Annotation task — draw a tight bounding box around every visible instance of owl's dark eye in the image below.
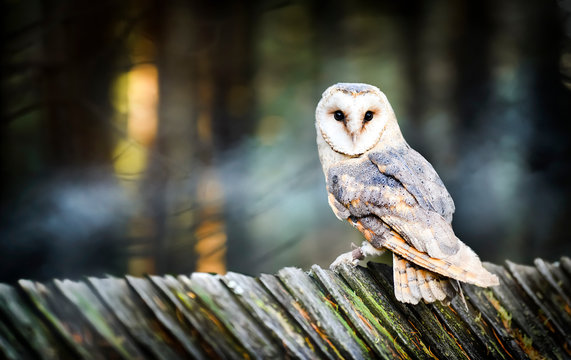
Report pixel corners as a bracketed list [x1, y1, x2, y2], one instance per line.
[364, 111, 374, 122]
[333, 110, 345, 121]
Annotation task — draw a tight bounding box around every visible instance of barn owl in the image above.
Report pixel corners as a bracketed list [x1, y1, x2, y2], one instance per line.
[316, 83, 499, 304]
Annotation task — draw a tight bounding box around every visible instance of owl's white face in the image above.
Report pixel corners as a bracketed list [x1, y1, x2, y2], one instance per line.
[316, 83, 393, 157]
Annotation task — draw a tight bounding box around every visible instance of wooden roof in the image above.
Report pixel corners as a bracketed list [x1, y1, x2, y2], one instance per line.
[1, 258, 570, 359]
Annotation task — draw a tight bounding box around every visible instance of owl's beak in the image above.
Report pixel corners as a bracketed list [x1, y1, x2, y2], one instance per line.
[351, 132, 359, 144]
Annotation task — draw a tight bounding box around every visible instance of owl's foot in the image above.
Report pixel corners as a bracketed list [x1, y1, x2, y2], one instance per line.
[330, 250, 361, 270]
[358, 241, 386, 258]
[329, 241, 386, 270]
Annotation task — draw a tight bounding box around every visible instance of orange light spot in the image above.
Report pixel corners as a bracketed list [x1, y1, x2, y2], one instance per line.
[127, 64, 159, 146]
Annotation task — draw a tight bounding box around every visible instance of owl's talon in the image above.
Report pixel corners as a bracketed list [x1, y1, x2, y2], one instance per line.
[330, 241, 386, 270]
[359, 241, 386, 257]
[352, 247, 364, 261]
[329, 251, 360, 270]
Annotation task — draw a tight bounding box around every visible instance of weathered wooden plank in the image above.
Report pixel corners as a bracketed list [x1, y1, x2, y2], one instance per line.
[506, 260, 571, 348]
[310, 265, 410, 359]
[534, 258, 571, 306]
[183, 273, 282, 359]
[561, 257, 571, 281]
[546, 260, 571, 299]
[126, 276, 208, 359]
[461, 282, 531, 359]
[55, 279, 145, 360]
[484, 262, 565, 359]
[149, 275, 247, 359]
[443, 294, 512, 359]
[88, 276, 185, 360]
[222, 271, 323, 359]
[336, 263, 435, 360]
[258, 273, 340, 360]
[368, 262, 475, 360]
[463, 263, 551, 359]
[0, 317, 35, 360]
[429, 298, 496, 359]
[276, 267, 371, 359]
[18, 280, 109, 359]
[0, 283, 69, 359]
[1, 257, 570, 359]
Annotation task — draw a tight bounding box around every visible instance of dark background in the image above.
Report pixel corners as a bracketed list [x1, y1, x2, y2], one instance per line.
[1, 0, 570, 283]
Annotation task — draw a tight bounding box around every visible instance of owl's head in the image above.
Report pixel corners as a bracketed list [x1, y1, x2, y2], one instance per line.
[315, 83, 396, 157]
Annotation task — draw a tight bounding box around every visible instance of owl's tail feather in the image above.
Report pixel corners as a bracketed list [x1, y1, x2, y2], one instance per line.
[393, 254, 455, 304]
[382, 231, 499, 288]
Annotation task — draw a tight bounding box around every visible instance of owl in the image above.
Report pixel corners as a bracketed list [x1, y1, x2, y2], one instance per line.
[316, 83, 499, 304]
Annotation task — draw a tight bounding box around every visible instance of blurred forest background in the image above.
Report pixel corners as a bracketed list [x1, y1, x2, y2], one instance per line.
[1, 0, 571, 283]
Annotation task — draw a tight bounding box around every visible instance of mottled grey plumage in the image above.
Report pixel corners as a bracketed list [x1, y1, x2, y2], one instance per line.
[327, 147, 459, 259]
[316, 82, 499, 305]
[368, 145, 455, 223]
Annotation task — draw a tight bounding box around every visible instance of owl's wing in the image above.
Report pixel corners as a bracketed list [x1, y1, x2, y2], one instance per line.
[327, 158, 498, 287]
[368, 145, 455, 223]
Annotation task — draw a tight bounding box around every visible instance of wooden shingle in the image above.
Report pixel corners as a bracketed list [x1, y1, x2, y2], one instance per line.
[1, 258, 570, 359]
